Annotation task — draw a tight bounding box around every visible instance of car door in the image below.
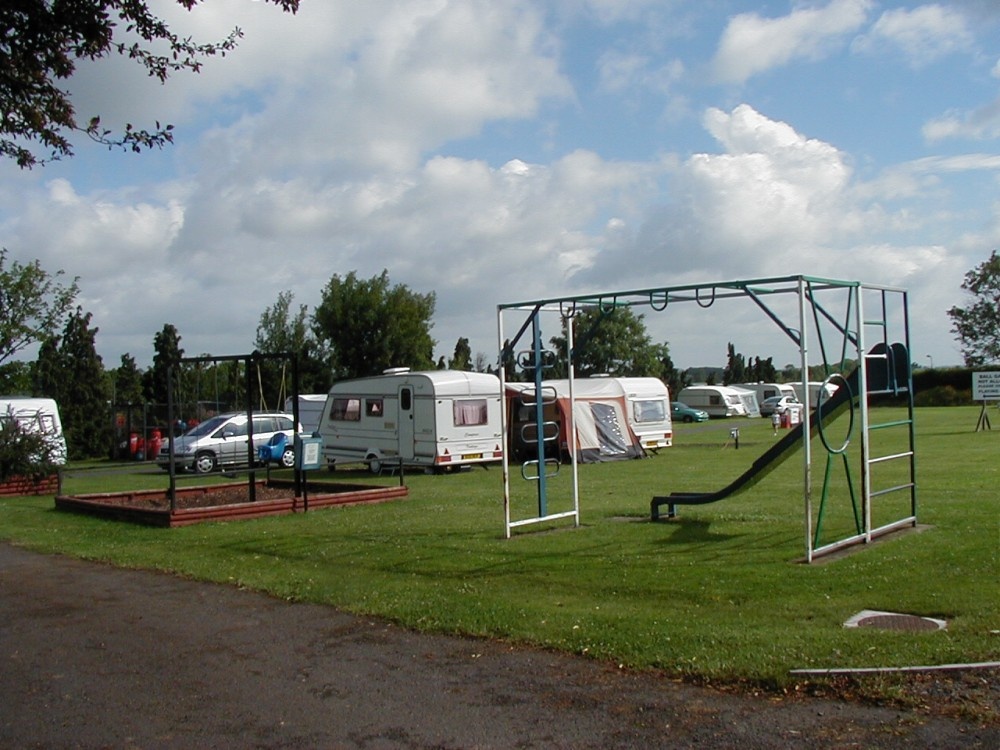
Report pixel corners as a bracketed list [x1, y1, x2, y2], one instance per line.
[251, 417, 277, 463]
[217, 417, 248, 467]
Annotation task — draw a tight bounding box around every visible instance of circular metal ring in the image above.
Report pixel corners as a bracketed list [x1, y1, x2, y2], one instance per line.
[816, 372, 854, 455]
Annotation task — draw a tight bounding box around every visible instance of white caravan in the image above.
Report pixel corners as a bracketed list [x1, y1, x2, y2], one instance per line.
[791, 381, 840, 408]
[0, 397, 68, 464]
[615, 377, 673, 451]
[317, 369, 503, 473]
[676, 385, 749, 418]
[284, 394, 328, 435]
[737, 382, 796, 403]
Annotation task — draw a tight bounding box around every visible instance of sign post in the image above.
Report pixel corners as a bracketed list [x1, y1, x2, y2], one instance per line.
[972, 372, 999, 431]
[295, 435, 325, 511]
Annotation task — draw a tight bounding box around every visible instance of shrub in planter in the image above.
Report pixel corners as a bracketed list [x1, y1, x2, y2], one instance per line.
[0, 413, 60, 492]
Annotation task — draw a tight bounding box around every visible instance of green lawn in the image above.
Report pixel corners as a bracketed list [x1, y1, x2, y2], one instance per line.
[2, 405, 997, 685]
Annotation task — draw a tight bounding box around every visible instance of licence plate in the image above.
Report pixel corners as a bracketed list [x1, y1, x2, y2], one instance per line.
[462, 453, 483, 460]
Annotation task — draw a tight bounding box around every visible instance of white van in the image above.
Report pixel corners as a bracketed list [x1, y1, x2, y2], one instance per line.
[0, 397, 67, 464]
[676, 385, 749, 418]
[156, 411, 299, 474]
[318, 369, 504, 473]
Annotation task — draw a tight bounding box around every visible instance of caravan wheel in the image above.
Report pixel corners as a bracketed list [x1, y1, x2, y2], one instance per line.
[367, 456, 382, 475]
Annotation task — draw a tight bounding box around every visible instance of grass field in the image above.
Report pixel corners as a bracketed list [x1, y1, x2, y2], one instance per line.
[1, 405, 997, 686]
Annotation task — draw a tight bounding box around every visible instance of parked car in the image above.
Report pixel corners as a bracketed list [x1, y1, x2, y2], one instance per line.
[156, 412, 299, 474]
[670, 401, 709, 423]
[759, 395, 800, 417]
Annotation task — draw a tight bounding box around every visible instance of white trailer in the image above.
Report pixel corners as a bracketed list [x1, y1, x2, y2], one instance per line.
[737, 382, 796, 403]
[791, 381, 839, 408]
[317, 369, 504, 473]
[615, 377, 673, 450]
[284, 394, 328, 435]
[0, 397, 68, 464]
[676, 385, 749, 418]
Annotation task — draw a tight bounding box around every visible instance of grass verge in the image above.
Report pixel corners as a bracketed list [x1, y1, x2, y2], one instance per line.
[1, 406, 997, 688]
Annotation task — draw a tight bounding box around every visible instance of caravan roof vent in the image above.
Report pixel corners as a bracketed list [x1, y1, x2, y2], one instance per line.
[382, 367, 411, 376]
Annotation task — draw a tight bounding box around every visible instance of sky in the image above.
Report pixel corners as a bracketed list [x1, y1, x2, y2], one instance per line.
[3, 0, 1000, 377]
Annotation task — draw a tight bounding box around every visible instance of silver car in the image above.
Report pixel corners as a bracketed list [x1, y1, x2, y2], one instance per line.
[156, 412, 299, 474]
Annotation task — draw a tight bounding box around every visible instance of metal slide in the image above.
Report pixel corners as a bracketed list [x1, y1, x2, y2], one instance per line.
[650, 366, 860, 521]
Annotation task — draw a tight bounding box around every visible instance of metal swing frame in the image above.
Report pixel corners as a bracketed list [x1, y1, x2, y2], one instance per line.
[497, 275, 917, 561]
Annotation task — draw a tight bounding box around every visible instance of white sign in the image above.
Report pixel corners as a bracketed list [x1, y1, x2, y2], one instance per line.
[972, 371, 1000, 401]
[303, 440, 321, 465]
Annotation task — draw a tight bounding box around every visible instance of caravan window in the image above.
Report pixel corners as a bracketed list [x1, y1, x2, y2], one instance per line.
[453, 398, 488, 427]
[330, 398, 361, 421]
[709, 395, 722, 406]
[365, 399, 383, 417]
[633, 399, 666, 423]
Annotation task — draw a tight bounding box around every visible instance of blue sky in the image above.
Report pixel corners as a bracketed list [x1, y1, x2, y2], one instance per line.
[3, 0, 999, 374]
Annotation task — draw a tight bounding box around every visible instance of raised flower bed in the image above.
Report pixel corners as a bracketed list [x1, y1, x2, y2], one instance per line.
[55, 479, 408, 527]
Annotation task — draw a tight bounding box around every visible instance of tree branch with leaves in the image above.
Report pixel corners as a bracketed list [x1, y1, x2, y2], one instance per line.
[0, 248, 79, 367]
[1, 0, 299, 168]
[947, 250, 1000, 366]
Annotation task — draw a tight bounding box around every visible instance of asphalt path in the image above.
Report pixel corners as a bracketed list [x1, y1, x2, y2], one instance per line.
[2, 543, 997, 749]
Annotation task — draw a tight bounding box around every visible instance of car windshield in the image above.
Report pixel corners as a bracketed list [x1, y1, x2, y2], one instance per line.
[184, 415, 230, 437]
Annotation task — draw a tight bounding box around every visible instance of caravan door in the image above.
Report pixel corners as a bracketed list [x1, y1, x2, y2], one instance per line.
[397, 385, 415, 462]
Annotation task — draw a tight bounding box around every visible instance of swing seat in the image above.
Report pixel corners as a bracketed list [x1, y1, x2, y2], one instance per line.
[257, 432, 289, 465]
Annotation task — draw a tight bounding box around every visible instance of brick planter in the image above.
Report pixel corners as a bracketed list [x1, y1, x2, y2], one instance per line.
[0, 474, 60, 497]
[54, 479, 408, 527]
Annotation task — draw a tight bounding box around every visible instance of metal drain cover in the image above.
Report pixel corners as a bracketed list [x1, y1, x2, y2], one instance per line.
[844, 610, 947, 631]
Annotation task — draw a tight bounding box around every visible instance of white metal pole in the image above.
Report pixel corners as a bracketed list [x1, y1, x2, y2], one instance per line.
[856, 288, 872, 543]
[567, 312, 581, 527]
[497, 307, 511, 538]
[798, 278, 813, 563]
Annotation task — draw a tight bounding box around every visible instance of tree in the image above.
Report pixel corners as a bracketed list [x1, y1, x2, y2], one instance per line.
[948, 251, 1000, 366]
[312, 270, 436, 380]
[448, 337, 472, 371]
[722, 343, 746, 385]
[1, 1, 299, 168]
[255, 290, 329, 398]
[34, 308, 108, 459]
[659, 349, 688, 402]
[113, 354, 145, 406]
[0, 248, 79, 366]
[0, 361, 32, 394]
[144, 324, 184, 406]
[548, 307, 669, 379]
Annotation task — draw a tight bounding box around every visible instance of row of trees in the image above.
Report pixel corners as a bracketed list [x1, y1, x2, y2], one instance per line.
[4, 246, 1000, 459]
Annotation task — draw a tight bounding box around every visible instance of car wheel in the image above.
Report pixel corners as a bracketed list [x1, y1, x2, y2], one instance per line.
[280, 447, 295, 468]
[683, 414, 694, 423]
[194, 452, 217, 474]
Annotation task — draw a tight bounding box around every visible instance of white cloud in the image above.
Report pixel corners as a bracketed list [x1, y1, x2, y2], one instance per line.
[711, 0, 871, 84]
[852, 4, 974, 67]
[3, 1, 992, 372]
[68, 0, 573, 175]
[923, 97, 1000, 142]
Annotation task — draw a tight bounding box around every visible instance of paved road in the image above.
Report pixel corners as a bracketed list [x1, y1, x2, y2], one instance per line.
[1, 543, 996, 749]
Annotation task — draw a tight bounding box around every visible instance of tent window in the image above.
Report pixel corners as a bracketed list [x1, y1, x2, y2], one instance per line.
[633, 399, 666, 423]
[454, 398, 488, 426]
